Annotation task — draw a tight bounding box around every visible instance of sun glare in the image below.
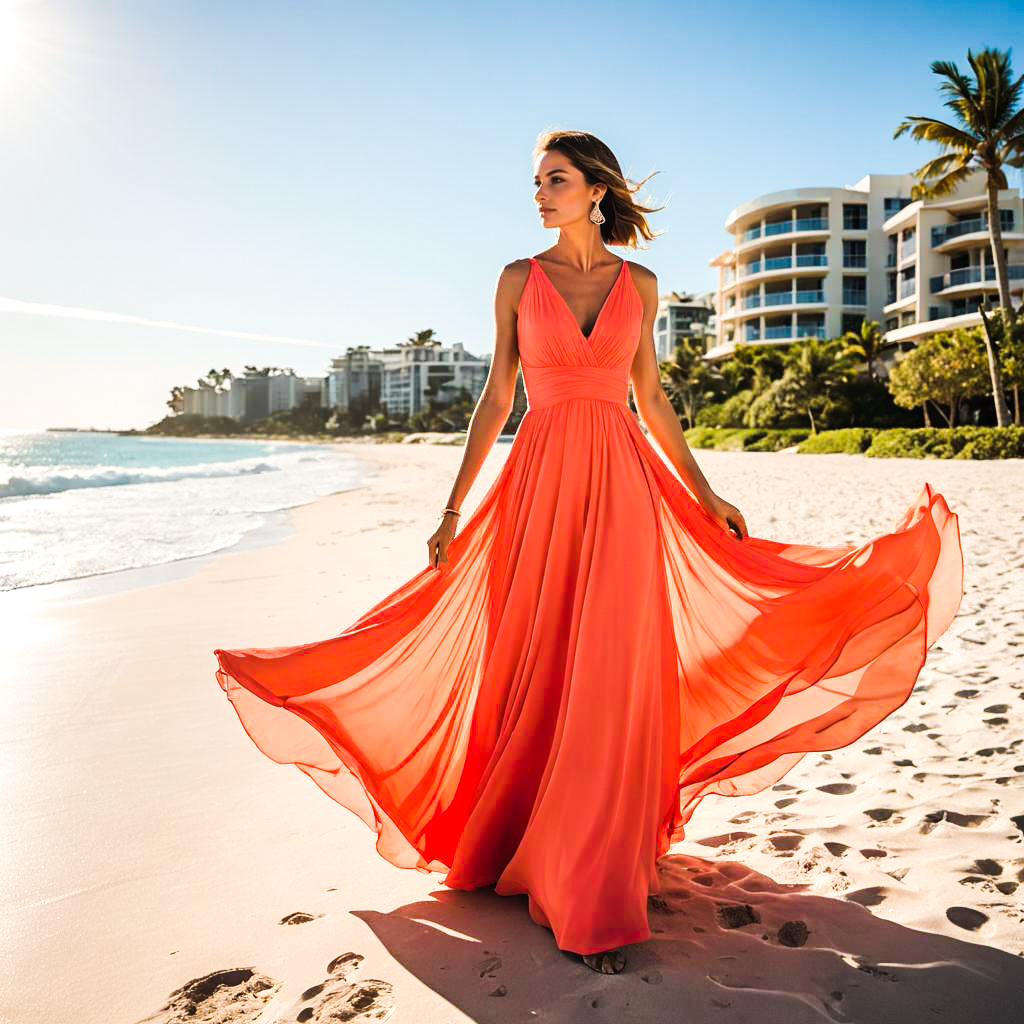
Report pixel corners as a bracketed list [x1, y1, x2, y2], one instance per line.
[0, 0, 74, 102]
[0, 0, 36, 93]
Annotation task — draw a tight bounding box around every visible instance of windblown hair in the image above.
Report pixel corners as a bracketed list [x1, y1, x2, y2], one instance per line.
[534, 130, 664, 248]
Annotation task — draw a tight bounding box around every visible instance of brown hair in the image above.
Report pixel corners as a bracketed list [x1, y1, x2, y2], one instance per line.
[533, 130, 664, 248]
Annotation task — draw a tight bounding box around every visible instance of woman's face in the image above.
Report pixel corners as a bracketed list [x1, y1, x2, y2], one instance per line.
[533, 150, 604, 229]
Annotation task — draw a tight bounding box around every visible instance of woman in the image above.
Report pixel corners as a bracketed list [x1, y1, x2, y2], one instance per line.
[214, 130, 963, 976]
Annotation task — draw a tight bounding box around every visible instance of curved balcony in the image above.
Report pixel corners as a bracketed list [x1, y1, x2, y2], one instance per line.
[730, 253, 828, 290]
[930, 263, 1024, 295]
[736, 217, 830, 255]
[931, 213, 1016, 250]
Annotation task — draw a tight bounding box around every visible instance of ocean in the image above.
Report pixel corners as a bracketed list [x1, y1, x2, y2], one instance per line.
[0, 429, 368, 591]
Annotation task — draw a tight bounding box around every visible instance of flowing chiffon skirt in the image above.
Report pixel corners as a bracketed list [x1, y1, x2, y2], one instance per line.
[213, 257, 964, 955]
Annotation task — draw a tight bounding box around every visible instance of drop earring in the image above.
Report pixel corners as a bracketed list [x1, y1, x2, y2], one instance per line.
[589, 199, 606, 225]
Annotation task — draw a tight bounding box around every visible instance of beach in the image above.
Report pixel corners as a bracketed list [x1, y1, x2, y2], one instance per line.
[2, 439, 1021, 1024]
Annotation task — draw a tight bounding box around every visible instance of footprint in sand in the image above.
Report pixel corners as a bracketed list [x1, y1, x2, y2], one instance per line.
[285, 952, 395, 1023]
[817, 783, 857, 795]
[477, 954, 502, 979]
[969, 858, 1003, 876]
[922, 809, 990, 830]
[946, 906, 989, 931]
[279, 911, 322, 925]
[767, 833, 804, 852]
[148, 968, 281, 1023]
[864, 807, 899, 823]
[845, 886, 887, 907]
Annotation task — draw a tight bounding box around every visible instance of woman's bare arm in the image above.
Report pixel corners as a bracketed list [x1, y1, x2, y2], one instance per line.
[626, 263, 748, 539]
[440, 259, 527, 513]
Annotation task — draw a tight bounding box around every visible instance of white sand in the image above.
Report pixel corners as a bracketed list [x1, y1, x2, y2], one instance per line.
[2, 439, 1021, 1024]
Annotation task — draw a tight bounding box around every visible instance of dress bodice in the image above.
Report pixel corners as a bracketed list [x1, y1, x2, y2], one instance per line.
[516, 257, 643, 411]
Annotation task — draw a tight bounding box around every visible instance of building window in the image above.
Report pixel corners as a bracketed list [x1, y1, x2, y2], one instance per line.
[841, 312, 865, 336]
[842, 274, 867, 305]
[843, 239, 867, 268]
[843, 203, 868, 230]
[884, 197, 912, 220]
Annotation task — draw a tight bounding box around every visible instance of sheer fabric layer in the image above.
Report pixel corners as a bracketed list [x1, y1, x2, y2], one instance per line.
[214, 256, 964, 955]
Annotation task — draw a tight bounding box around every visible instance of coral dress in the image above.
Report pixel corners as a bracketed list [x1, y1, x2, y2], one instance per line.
[213, 256, 964, 956]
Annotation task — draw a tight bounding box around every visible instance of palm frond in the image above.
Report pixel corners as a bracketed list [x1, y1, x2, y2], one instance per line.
[969, 47, 1013, 131]
[932, 59, 985, 127]
[910, 162, 977, 199]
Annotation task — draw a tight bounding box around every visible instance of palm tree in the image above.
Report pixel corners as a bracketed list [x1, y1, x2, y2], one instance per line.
[782, 336, 863, 434]
[893, 46, 1024, 426]
[840, 318, 889, 379]
[167, 384, 184, 414]
[407, 329, 439, 347]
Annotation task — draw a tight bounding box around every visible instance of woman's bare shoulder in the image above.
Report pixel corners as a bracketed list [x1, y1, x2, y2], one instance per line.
[494, 259, 533, 311]
[623, 259, 657, 307]
[500, 257, 532, 280]
[622, 258, 655, 284]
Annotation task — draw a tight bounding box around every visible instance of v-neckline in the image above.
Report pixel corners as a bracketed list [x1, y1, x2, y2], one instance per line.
[530, 257, 627, 343]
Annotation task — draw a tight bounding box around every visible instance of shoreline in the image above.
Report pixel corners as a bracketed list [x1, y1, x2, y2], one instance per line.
[0, 443, 385, 608]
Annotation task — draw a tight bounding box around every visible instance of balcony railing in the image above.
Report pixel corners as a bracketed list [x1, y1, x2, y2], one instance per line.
[796, 325, 827, 338]
[842, 290, 867, 305]
[765, 292, 792, 306]
[796, 290, 825, 303]
[743, 261, 761, 275]
[742, 295, 762, 309]
[932, 263, 1024, 290]
[885, 253, 897, 267]
[764, 217, 828, 236]
[931, 212, 1015, 247]
[764, 256, 792, 270]
[843, 254, 867, 268]
[796, 253, 827, 266]
[764, 325, 793, 339]
[899, 277, 916, 299]
[742, 225, 762, 241]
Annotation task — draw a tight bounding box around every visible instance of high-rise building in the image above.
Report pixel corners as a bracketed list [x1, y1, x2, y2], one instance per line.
[707, 169, 1022, 369]
[881, 169, 1024, 347]
[377, 340, 490, 418]
[654, 291, 716, 361]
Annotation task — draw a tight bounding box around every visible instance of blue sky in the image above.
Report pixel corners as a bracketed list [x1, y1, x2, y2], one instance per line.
[1, 0, 1021, 429]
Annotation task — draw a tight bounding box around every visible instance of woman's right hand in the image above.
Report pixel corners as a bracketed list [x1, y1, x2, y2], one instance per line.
[427, 512, 459, 569]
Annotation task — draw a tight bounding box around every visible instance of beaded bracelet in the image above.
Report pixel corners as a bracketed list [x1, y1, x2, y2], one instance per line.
[441, 507, 461, 517]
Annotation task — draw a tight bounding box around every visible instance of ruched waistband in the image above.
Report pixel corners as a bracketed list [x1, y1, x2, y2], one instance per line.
[524, 365, 629, 410]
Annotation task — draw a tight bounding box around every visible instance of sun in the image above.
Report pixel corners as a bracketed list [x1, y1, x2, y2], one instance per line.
[0, 0, 43, 95]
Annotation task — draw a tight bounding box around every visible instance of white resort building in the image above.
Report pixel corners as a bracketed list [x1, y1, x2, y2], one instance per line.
[708, 169, 1023, 370]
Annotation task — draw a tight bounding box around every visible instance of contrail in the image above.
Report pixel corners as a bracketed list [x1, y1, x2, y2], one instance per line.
[0, 296, 338, 349]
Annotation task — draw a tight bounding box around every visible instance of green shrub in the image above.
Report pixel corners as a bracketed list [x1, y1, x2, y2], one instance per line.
[798, 427, 877, 454]
[687, 424, 1023, 458]
[744, 428, 811, 451]
[684, 427, 810, 451]
[862, 426, 1024, 458]
[695, 390, 754, 428]
[953, 425, 1024, 459]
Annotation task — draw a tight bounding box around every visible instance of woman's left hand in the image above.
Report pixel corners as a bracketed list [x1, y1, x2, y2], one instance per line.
[705, 494, 748, 540]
